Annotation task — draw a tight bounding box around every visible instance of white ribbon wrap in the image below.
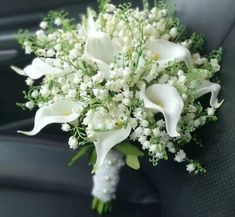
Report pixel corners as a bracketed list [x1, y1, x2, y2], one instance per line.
[92, 150, 124, 202]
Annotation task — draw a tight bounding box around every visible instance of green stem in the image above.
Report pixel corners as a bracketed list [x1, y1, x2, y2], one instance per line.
[98, 0, 109, 13]
[91, 197, 112, 214]
[142, 0, 149, 11]
[154, 0, 158, 7]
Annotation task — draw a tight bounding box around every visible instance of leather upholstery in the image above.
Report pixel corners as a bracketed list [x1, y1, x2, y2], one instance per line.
[0, 0, 234, 216]
[0, 135, 160, 217]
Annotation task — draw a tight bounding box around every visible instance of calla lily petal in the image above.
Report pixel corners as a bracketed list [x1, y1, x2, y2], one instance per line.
[87, 14, 97, 34]
[142, 84, 184, 137]
[94, 126, 131, 169]
[84, 31, 120, 66]
[148, 39, 193, 69]
[195, 80, 223, 108]
[18, 99, 79, 136]
[24, 58, 63, 80]
[83, 15, 121, 78]
[97, 61, 111, 78]
[11, 65, 27, 76]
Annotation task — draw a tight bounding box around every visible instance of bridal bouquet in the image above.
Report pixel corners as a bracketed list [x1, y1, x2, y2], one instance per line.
[12, 0, 223, 214]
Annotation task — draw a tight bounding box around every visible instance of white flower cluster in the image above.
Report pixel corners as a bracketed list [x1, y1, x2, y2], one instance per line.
[14, 2, 222, 189]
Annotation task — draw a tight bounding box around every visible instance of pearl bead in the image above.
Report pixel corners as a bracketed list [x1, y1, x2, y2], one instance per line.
[105, 176, 111, 181]
[108, 160, 113, 165]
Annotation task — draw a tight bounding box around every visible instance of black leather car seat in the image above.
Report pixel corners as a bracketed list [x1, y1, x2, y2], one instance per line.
[0, 0, 234, 216]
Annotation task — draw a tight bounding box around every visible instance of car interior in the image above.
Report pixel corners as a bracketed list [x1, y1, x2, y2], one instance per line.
[0, 0, 234, 216]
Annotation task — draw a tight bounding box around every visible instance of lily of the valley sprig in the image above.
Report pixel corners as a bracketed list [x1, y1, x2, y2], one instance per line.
[13, 0, 223, 214]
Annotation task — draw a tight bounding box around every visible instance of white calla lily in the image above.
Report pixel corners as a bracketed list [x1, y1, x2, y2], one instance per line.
[12, 58, 63, 80]
[148, 39, 193, 69]
[25, 58, 63, 79]
[18, 99, 79, 136]
[141, 84, 184, 137]
[85, 31, 117, 64]
[94, 126, 131, 169]
[195, 80, 223, 108]
[84, 28, 121, 77]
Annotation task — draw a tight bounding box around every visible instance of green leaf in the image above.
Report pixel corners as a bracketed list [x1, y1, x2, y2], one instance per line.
[114, 142, 144, 157]
[68, 146, 90, 167]
[126, 155, 140, 170]
[88, 149, 97, 166]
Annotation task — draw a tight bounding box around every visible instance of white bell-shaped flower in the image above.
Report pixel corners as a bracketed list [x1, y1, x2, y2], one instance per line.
[141, 84, 184, 137]
[195, 80, 223, 108]
[94, 126, 131, 169]
[148, 39, 193, 69]
[11, 58, 63, 80]
[18, 99, 79, 136]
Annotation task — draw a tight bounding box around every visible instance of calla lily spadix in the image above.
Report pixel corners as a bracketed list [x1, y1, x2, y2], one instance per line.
[141, 84, 184, 137]
[18, 99, 80, 136]
[148, 39, 193, 70]
[195, 80, 223, 108]
[11, 58, 63, 80]
[94, 126, 131, 170]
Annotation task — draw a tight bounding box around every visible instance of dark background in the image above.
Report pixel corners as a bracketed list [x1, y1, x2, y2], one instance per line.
[0, 0, 234, 217]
